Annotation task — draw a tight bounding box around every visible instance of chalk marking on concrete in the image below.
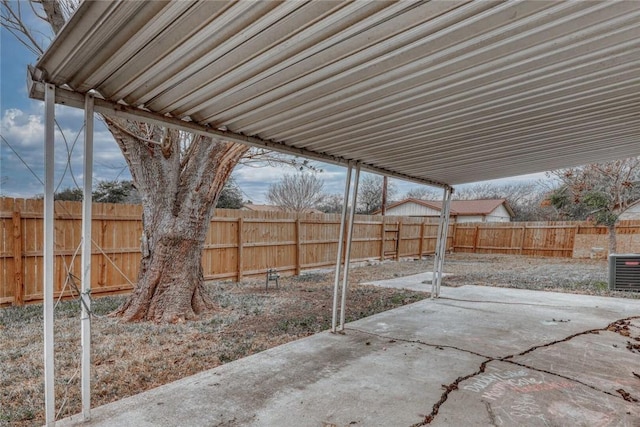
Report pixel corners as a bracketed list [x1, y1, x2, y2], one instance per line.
[507, 394, 547, 423]
[501, 360, 622, 400]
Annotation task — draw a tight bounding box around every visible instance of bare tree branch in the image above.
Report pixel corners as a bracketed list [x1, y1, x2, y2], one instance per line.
[267, 173, 325, 212]
[1, 0, 44, 54]
[358, 174, 397, 214]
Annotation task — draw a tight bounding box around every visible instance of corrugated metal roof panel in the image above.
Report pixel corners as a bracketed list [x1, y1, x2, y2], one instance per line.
[34, 0, 640, 187]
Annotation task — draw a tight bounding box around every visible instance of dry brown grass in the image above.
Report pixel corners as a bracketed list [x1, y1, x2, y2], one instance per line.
[3, 254, 634, 426]
[0, 259, 430, 426]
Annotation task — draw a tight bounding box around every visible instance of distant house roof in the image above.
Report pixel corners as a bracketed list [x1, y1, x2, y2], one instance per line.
[378, 198, 515, 218]
[242, 204, 323, 214]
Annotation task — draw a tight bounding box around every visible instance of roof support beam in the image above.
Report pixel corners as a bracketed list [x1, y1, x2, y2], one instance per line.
[27, 74, 448, 190]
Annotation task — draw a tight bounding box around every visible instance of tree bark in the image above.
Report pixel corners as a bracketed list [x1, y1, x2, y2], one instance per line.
[608, 224, 617, 255]
[106, 119, 249, 322]
[40, 0, 66, 33]
[116, 231, 211, 322]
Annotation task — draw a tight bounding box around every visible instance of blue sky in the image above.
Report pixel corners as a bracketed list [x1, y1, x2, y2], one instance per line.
[1, 6, 139, 198]
[0, 3, 544, 203]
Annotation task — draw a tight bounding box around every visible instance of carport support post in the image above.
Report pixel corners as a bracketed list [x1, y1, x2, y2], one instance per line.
[43, 84, 56, 426]
[332, 163, 353, 332]
[339, 163, 361, 331]
[432, 186, 452, 299]
[81, 94, 94, 420]
[436, 188, 453, 296]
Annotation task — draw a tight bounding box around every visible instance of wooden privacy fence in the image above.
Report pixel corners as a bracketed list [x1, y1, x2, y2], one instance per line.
[2, 198, 639, 307]
[452, 220, 640, 258]
[1, 198, 142, 307]
[0, 198, 448, 306]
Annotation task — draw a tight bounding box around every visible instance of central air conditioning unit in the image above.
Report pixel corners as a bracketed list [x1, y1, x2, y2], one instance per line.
[609, 254, 640, 291]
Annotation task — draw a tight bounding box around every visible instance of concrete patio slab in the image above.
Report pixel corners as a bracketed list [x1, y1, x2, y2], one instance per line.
[249, 341, 482, 426]
[350, 285, 639, 358]
[362, 272, 443, 292]
[59, 285, 640, 427]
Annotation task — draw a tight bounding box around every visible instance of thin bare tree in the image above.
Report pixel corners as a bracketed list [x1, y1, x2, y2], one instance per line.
[357, 174, 397, 214]
[267, 173, 325, 213]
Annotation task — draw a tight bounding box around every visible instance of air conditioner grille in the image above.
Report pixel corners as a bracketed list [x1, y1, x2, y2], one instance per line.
[609, 254, 640, 291]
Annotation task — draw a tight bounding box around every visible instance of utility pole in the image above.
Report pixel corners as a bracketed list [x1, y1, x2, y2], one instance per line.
[381, 175, 388, 215]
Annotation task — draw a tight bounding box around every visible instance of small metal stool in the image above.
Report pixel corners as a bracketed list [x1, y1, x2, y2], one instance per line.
[265, 268, 279, 290]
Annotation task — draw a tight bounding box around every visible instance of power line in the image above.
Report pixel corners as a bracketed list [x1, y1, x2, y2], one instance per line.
[1, 134, 44, 185]
[54, 119, 83, 193]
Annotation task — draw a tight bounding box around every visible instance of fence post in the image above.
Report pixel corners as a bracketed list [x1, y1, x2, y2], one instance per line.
[295, 219, 301, 275]
[342, 218, 349, 263]
[13, 206, 24, 306]
[519, 226, 526, 255]
[380, 216, 386, 260]
[472, 225, 480, 253]
[395, 220, 402, 261]
[451, 222, 457, 253]
[237, 217, 243, 281]
[418, 221, 425, 260]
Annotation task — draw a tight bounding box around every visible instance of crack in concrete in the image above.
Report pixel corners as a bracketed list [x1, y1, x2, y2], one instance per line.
[483, 401, 498, 427]
[409, 360, 493, 427]
[344, 327, 492, 360]
[499, 359, 621, 399]
[503, 329, 603, 359]
[504, 315, 640, 359]
[345, 315, 640, 426]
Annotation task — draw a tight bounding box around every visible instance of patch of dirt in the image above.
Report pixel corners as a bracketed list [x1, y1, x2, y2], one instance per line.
[1, 253, 636, 426]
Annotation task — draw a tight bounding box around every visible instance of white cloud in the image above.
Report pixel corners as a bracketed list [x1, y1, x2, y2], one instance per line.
[0, 107, 128, 197]
[1, 108, 44, 148]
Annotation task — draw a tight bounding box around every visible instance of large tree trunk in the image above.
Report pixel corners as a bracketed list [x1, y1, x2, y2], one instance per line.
[106, 118, 248, 322]
[35, 1, 252, 322]
[115, 213, 213, 323]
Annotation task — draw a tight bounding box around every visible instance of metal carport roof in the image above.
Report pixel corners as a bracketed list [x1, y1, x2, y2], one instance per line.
[30, 0, 640, 188]
[27, 1, 640, 425]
